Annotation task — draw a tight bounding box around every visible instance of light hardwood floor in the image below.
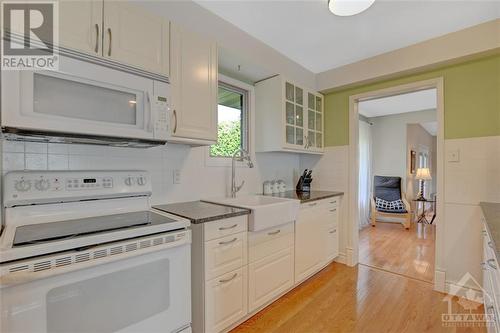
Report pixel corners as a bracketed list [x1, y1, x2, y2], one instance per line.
[231, 263, 485, 333]
[359, 221, 435, 282]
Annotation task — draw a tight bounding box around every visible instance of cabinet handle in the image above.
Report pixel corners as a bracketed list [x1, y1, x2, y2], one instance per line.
[487, 259, 497, 270]
[94, 24, 99, 53]
[309, 202, 317, 207]
[329, 201, 337, 204]
[268, 229, 281, 236]
[173, 109, 178, 133]
[107, 28, 112, 56]
[219, 237, 237, 245]
[329, 229, 336, 234]
[219, 224, 237, 231]
[219, 273, 238, 284]
[329, 209, 337, 212]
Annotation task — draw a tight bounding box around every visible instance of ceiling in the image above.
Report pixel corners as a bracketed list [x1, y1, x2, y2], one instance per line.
[197, 0, 500, 73]
[358, 88, 436, 118]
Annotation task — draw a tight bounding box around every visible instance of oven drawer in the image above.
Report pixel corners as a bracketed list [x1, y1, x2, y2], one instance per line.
[204, 231, 247, 281]
[204, 215, 247, 241]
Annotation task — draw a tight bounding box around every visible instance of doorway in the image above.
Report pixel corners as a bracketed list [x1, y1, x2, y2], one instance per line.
[347, 78, 445, 291]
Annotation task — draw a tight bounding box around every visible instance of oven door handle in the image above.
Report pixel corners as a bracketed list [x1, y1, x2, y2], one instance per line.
[0, 230, 190, 287]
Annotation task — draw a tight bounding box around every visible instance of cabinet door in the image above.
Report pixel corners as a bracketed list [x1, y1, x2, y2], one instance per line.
[59, 0, 103, 56]
[295, 204, 325, 283]
[170, 24, 218, 143]
[325, 227, 339, 262]
[284, 82, 305, 149]
[205, 267, 248, 333]
[248, 247, 294, 312]
[306, 92, 324, 151]
[103, 1, 169, 75]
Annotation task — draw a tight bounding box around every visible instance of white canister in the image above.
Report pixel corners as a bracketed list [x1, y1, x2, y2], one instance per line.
[277, 180, 286, 193]
[271, 180, 280, 194]
[263, 181, 273, 195]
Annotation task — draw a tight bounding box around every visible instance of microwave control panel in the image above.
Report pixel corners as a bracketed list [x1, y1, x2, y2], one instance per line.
[153, 81, 170, 139]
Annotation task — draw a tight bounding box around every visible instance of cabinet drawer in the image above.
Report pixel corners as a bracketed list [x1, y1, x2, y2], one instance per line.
[205, 232, 247, 281]
[301, 197, 339, 210]
[204, 215, 247, 241]
[248, 222, 294, 263]
[248, 247, 294, 312]
[205, 267, 248, 333]
[325, 226, 339, 262]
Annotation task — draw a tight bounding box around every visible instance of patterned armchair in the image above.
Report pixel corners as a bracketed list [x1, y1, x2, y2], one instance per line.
[370, 176, 411, 230]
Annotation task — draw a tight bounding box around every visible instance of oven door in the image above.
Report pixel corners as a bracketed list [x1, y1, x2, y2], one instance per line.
[1, 55, 163, 142]
[0, 231, 191, 333]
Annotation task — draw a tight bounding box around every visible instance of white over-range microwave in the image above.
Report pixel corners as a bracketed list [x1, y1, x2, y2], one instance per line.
[1, 55, 170, 147]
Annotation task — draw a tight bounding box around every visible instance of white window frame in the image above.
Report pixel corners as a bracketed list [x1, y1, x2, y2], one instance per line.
[205, 74, 255, 168]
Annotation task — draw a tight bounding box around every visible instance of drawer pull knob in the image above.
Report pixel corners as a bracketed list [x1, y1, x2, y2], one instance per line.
[329, 201, 337, 204]
[268, 229, 281, 236]
[487, 259, 497, 270]
[219, 224, 237, 231]
[488, 241, 495, 249]
[330, 209, 337, 212]
[309, 203, 317, 207]
[219, 273, 238, 283]
[219, 237, 237, 245]
[329, 229, 336, 234]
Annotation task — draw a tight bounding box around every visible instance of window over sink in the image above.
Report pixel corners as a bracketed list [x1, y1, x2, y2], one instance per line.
[210, 81, 249, 158]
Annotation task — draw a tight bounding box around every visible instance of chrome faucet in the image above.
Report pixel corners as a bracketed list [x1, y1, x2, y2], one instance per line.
[231, 148, 254, 198]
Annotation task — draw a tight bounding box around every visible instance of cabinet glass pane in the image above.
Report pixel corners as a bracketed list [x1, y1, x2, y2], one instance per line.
[286, 126, 295, 144]
[286, 102, 294, 125]
[308, 110, 315, 130]
[315, 112, 322, 131]
[295, 105, 303, 127]
[316, 133, 322, 148]
[295, 87, 303, 105]
[308, 130, 315, 146]
[285, 82, 294, 102]
[34, 73, 140, 125]
[296, 128, 303, 146]
[308, 93, 315, 110]
[316, 96, 322, 111]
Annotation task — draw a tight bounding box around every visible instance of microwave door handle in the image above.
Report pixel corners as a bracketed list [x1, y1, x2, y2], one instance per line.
[146, 91, 153, 132]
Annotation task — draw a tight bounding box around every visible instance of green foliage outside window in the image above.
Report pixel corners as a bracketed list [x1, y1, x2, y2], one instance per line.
[210, 120, 241, 157]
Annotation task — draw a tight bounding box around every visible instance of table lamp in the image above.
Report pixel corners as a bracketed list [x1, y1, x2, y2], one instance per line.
[415, 167, 432, 200]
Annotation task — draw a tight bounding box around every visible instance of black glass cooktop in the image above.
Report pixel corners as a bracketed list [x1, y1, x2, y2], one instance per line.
[13, 211, 177, 246]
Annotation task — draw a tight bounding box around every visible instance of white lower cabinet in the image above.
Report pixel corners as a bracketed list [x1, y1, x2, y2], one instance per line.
[205, 267, 248, 333]
[295, 198, 340, 284]
[482, 212, 500, 333]
[248, 223, 294, 312]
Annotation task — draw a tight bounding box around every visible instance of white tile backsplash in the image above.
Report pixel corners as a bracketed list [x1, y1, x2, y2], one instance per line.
[3, 141, 25, 153]
[25, 142, 48, 154]
[48, 154, 69, 170]
[25, 153, 48, 170]
[3, 152, 25, 171]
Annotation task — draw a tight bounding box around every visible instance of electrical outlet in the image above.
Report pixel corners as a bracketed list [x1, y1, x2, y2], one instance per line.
[447, 150, 460, 162]
[173, 169, 181, 184]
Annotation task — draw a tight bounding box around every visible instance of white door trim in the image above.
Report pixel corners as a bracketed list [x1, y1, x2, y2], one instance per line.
[347, 77, 445, 292]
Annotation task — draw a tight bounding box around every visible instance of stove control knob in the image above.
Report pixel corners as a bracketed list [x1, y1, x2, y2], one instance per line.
[35, 179, 50, 191]
[14, 180, 32, 192]
[124, 177, 135, 186]
[137, 176, 147, 186]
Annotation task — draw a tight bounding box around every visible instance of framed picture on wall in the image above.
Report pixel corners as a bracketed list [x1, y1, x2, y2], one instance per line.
[410, 150, 416, 174]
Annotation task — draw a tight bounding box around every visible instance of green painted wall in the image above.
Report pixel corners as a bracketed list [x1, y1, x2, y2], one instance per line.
[324, 55, 500, 146]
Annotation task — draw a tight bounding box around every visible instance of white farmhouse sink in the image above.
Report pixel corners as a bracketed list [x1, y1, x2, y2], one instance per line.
[205, 195, 300, 231]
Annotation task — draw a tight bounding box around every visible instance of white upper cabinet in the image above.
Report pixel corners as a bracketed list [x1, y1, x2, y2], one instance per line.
[103, 1, 169, 75]
[58, 0, 169, 76]
[59, 0, 103, 55]
[169, 23, 218, 145]
[255, 75, 324, 154]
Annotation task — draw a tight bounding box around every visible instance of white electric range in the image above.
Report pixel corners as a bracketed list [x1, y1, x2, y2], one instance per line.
[0, 170, 192, 333]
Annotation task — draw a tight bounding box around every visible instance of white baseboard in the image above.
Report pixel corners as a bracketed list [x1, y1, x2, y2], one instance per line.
[334, 252, 347, 264]
[434, 269, 446, 292]
[346, 247, 357, 267]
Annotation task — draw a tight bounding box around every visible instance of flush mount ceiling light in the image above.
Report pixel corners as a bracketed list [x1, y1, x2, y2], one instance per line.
[328, 0, 375, 16]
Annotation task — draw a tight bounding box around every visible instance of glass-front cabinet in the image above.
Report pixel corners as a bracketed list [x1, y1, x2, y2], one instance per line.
[255, 75, 324, 154]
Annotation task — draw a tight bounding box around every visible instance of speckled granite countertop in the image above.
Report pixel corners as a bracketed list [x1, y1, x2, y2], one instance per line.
[265, 190, 344, 203]
[153, 201, 250, 224]
[481, 202, 500, 260]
